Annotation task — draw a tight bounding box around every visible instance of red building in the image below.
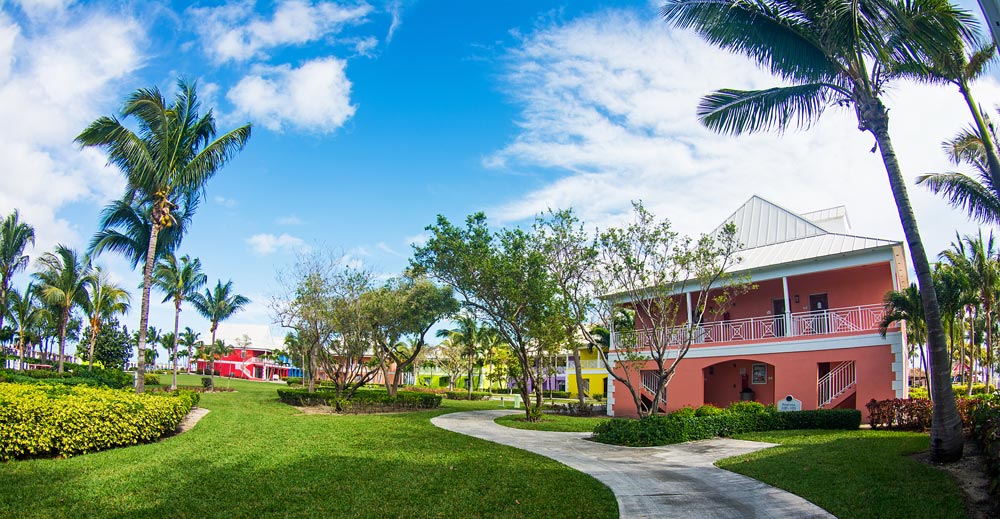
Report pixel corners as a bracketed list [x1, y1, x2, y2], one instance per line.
[608, 196, 907, 420]
[196, 347, 297, 381]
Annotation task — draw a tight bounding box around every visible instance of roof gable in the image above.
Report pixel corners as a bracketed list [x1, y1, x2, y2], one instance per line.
[714, 195, 828, 249]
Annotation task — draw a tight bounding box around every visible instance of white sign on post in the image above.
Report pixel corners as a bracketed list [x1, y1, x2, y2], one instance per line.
[777, 395, 802, 412]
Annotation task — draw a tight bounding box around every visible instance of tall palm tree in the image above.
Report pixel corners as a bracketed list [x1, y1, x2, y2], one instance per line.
[180, 326, 200, 372]
[661, 0, 971, 462]
[77, 79, 251, 393]
[7, 284, 41, 369]
[0, 210, 35, 332]
[33, 246, 91, 373]
[89, 195, 198, 269]
[81, 266, 131, 371]
[189, 279, 250, 386]
[142, 326, 162, 368]
[881, 284, 929, 389]
[942, 232, 999, 387]
[437, 314, 481, 397]
[918, 117, 1000, 224]
[934, 261, 973, 389]
[151, 253, 206, 389]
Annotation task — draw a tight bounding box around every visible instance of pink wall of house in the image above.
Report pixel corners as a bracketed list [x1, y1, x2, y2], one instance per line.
[612, 343, 896, 420]
[702, 359, 776, 407]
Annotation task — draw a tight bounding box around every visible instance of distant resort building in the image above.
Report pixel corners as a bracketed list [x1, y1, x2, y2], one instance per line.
[606, 196, 907, 420]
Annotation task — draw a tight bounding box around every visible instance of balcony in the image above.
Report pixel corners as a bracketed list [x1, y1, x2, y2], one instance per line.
[567, 359, 605, 370]
[612, 303, 889, 350]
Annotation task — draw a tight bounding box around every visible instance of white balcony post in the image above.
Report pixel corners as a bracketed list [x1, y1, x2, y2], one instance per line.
[686, 291, 693, 325]
[782, 276, 792, 336]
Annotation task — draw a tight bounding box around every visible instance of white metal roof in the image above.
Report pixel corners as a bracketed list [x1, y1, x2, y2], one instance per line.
[719, 195, 899, 273]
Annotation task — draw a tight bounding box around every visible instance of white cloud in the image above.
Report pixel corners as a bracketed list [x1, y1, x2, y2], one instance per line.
[276, 214, 303, 225]
[404, 231, 429, 247]
[386, 1, 401, 43]
[226, 57, 356, 132]
[214, 195, 237, 208]
[376, 241, 403, 257]
[246, 233, 308, 254]
[489, 9, 988, 256]
[0, 9, 143, 256]
[190, 0, 372, 63]
[354, 36, 378, 56]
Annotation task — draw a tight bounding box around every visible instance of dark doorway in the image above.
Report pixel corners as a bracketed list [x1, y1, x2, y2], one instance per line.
[809, 293, 829, 334]
[772, 299, 786, 337]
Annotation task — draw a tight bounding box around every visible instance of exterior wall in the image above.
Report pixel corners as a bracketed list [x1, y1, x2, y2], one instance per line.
[611, 342, 897, 420]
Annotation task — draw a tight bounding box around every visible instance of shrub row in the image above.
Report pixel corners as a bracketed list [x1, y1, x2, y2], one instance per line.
[276, 388, 442, 412]
[866, 398, 933, 430]
[965, 396, 1000, 498]
[0, 364, 133, 390]
[592, 406, 860, 447]
[445, 391, 491, 400]
[0, 383, 198, 461]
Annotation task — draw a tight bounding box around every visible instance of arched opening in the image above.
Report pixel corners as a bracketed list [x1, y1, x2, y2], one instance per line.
[703, 359, 776, 408]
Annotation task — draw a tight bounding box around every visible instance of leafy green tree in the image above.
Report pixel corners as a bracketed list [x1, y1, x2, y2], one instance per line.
[80, 317, 133, 370]
[77, 79, 251, 393]
[34, 246, 91, 373]
[190, 279, 250, 387]
[7, 284, 41, 369]
[151, 253, 206, 389]
[412, 213, 562, 420]
[661, 0, 971, 460]
[81, 266, 130, 372]
[0, 210, 35, 333]
[180, 327, 200, 372]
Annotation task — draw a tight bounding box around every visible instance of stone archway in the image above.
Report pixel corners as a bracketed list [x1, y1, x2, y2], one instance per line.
[702, 359, 776, 408]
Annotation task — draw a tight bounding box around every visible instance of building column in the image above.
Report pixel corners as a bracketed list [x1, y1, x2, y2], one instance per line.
[782, 276, 792, 335]
[686, 291, 693, 325]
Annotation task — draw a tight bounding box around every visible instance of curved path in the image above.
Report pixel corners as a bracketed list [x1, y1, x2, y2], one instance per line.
[432, 410, 835, 519]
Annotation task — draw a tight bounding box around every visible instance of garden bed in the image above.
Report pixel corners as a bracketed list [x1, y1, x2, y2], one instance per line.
[276, 387, 442, 413]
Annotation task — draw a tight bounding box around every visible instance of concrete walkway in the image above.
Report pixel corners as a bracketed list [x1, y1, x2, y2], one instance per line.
[432, 410, 834, 519]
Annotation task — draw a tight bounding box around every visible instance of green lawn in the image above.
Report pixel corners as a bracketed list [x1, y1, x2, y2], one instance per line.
[719, 430, 966, 519]
[0, 375, 618, 519]
[495, 413, 611, 432]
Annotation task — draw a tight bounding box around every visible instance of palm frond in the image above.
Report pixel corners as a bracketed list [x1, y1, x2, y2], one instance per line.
[917, 171, 1000, 225]
[697, 83, 834, 135]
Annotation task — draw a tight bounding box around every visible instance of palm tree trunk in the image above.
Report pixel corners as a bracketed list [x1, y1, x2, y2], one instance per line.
[572, 348, 585, 405]
[209, 326, 217, 388]
[57, 308, 68, 373]
[171, 300, 181, 390]
[135, 222, 161, 393]
[987, 308, 993, 390]
[17, 334, 24, 370]
[865, 102, 963, 462]
[969, 308, 976, 396]
[88, 324, 98, 372]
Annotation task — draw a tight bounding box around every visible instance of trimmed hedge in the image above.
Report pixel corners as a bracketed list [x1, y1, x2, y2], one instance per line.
[276, 388, 442, 412]
[0, 383, 198, 461]
[0, 364, 132, 389]
[445, 391, 491, 400]
[592, 407, 860, 447]
[284, 377, 302, 386]
[866, 398, 933, 430]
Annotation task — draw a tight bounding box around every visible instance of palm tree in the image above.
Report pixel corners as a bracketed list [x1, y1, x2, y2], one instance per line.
[89, 195, 198, 269]
[189, 279, 250, 387]
[662, 0, 971, 462]
[918, 117, 1000, 224]
[180, 327, 200, 372]
[941, 232, 999, 387]
[151, 253, 206, 389]
[142, 326, 162, 368]
[7, 284, 41, 369]
[436, 314, 481, 397]
[77, 79, 251, 393]
[81, 266, 131, 371]
[881, 284, 929, 389]
[0, 210, 35, 332]
[33, 246, 91, 373]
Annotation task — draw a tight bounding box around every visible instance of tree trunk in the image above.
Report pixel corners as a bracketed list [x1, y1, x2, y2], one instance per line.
[865, 101, 963, 462]
[467, 351, 475, 398]
[57, 308, 68, 373]
[968, 309, 976, 397]
[171, 299, 181, 390]
[88, 323, 98, 372]
[919, 342, 929, 396]
[572, 348, 585, 405]
[209, 326, 217, 389]
[135, 222, 161, 393]
[18, 334, 24, 370]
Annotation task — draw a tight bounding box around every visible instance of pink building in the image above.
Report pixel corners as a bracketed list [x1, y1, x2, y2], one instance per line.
[608, 196, 907, 420]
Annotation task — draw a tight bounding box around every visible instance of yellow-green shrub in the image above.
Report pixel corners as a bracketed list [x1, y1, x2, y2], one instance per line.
[0, 384, 198, 461]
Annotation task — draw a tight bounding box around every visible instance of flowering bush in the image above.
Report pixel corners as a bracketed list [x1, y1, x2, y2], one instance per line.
[0, 383, 197, 461]
[865, 398, 932, 430]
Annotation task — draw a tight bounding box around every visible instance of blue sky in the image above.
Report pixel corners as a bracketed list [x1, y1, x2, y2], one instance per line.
[0, 0, 995, 356]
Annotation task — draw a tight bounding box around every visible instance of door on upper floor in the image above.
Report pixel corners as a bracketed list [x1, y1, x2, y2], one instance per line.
[809, 293, 829, 334]
[772, 299, 786, 337]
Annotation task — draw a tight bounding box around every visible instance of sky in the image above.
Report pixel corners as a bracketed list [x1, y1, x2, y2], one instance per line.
[0, 0, 996, 357]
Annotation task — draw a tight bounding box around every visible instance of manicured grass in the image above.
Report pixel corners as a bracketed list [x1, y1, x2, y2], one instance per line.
[495, 413, 611, 432]
[718, 429, 965, 519]
[0, 374, 617, 519]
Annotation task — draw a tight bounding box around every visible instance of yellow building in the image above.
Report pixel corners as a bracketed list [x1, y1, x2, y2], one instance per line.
[566, 347, 608, 399]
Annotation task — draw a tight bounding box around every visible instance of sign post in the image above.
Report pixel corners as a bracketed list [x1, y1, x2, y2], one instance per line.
[777, 395, 802, 412]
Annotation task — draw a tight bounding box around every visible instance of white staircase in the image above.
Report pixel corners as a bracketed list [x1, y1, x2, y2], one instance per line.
[818, 361, 856, 408]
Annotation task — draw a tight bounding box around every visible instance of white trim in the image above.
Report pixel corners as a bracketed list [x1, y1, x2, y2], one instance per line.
[606, 363, 615, 416]
[666, 331, 903, 359]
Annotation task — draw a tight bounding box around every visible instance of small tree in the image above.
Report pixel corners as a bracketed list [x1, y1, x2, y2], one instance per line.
[434, 338, 466, 390]
[80, 317, 133, 369]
